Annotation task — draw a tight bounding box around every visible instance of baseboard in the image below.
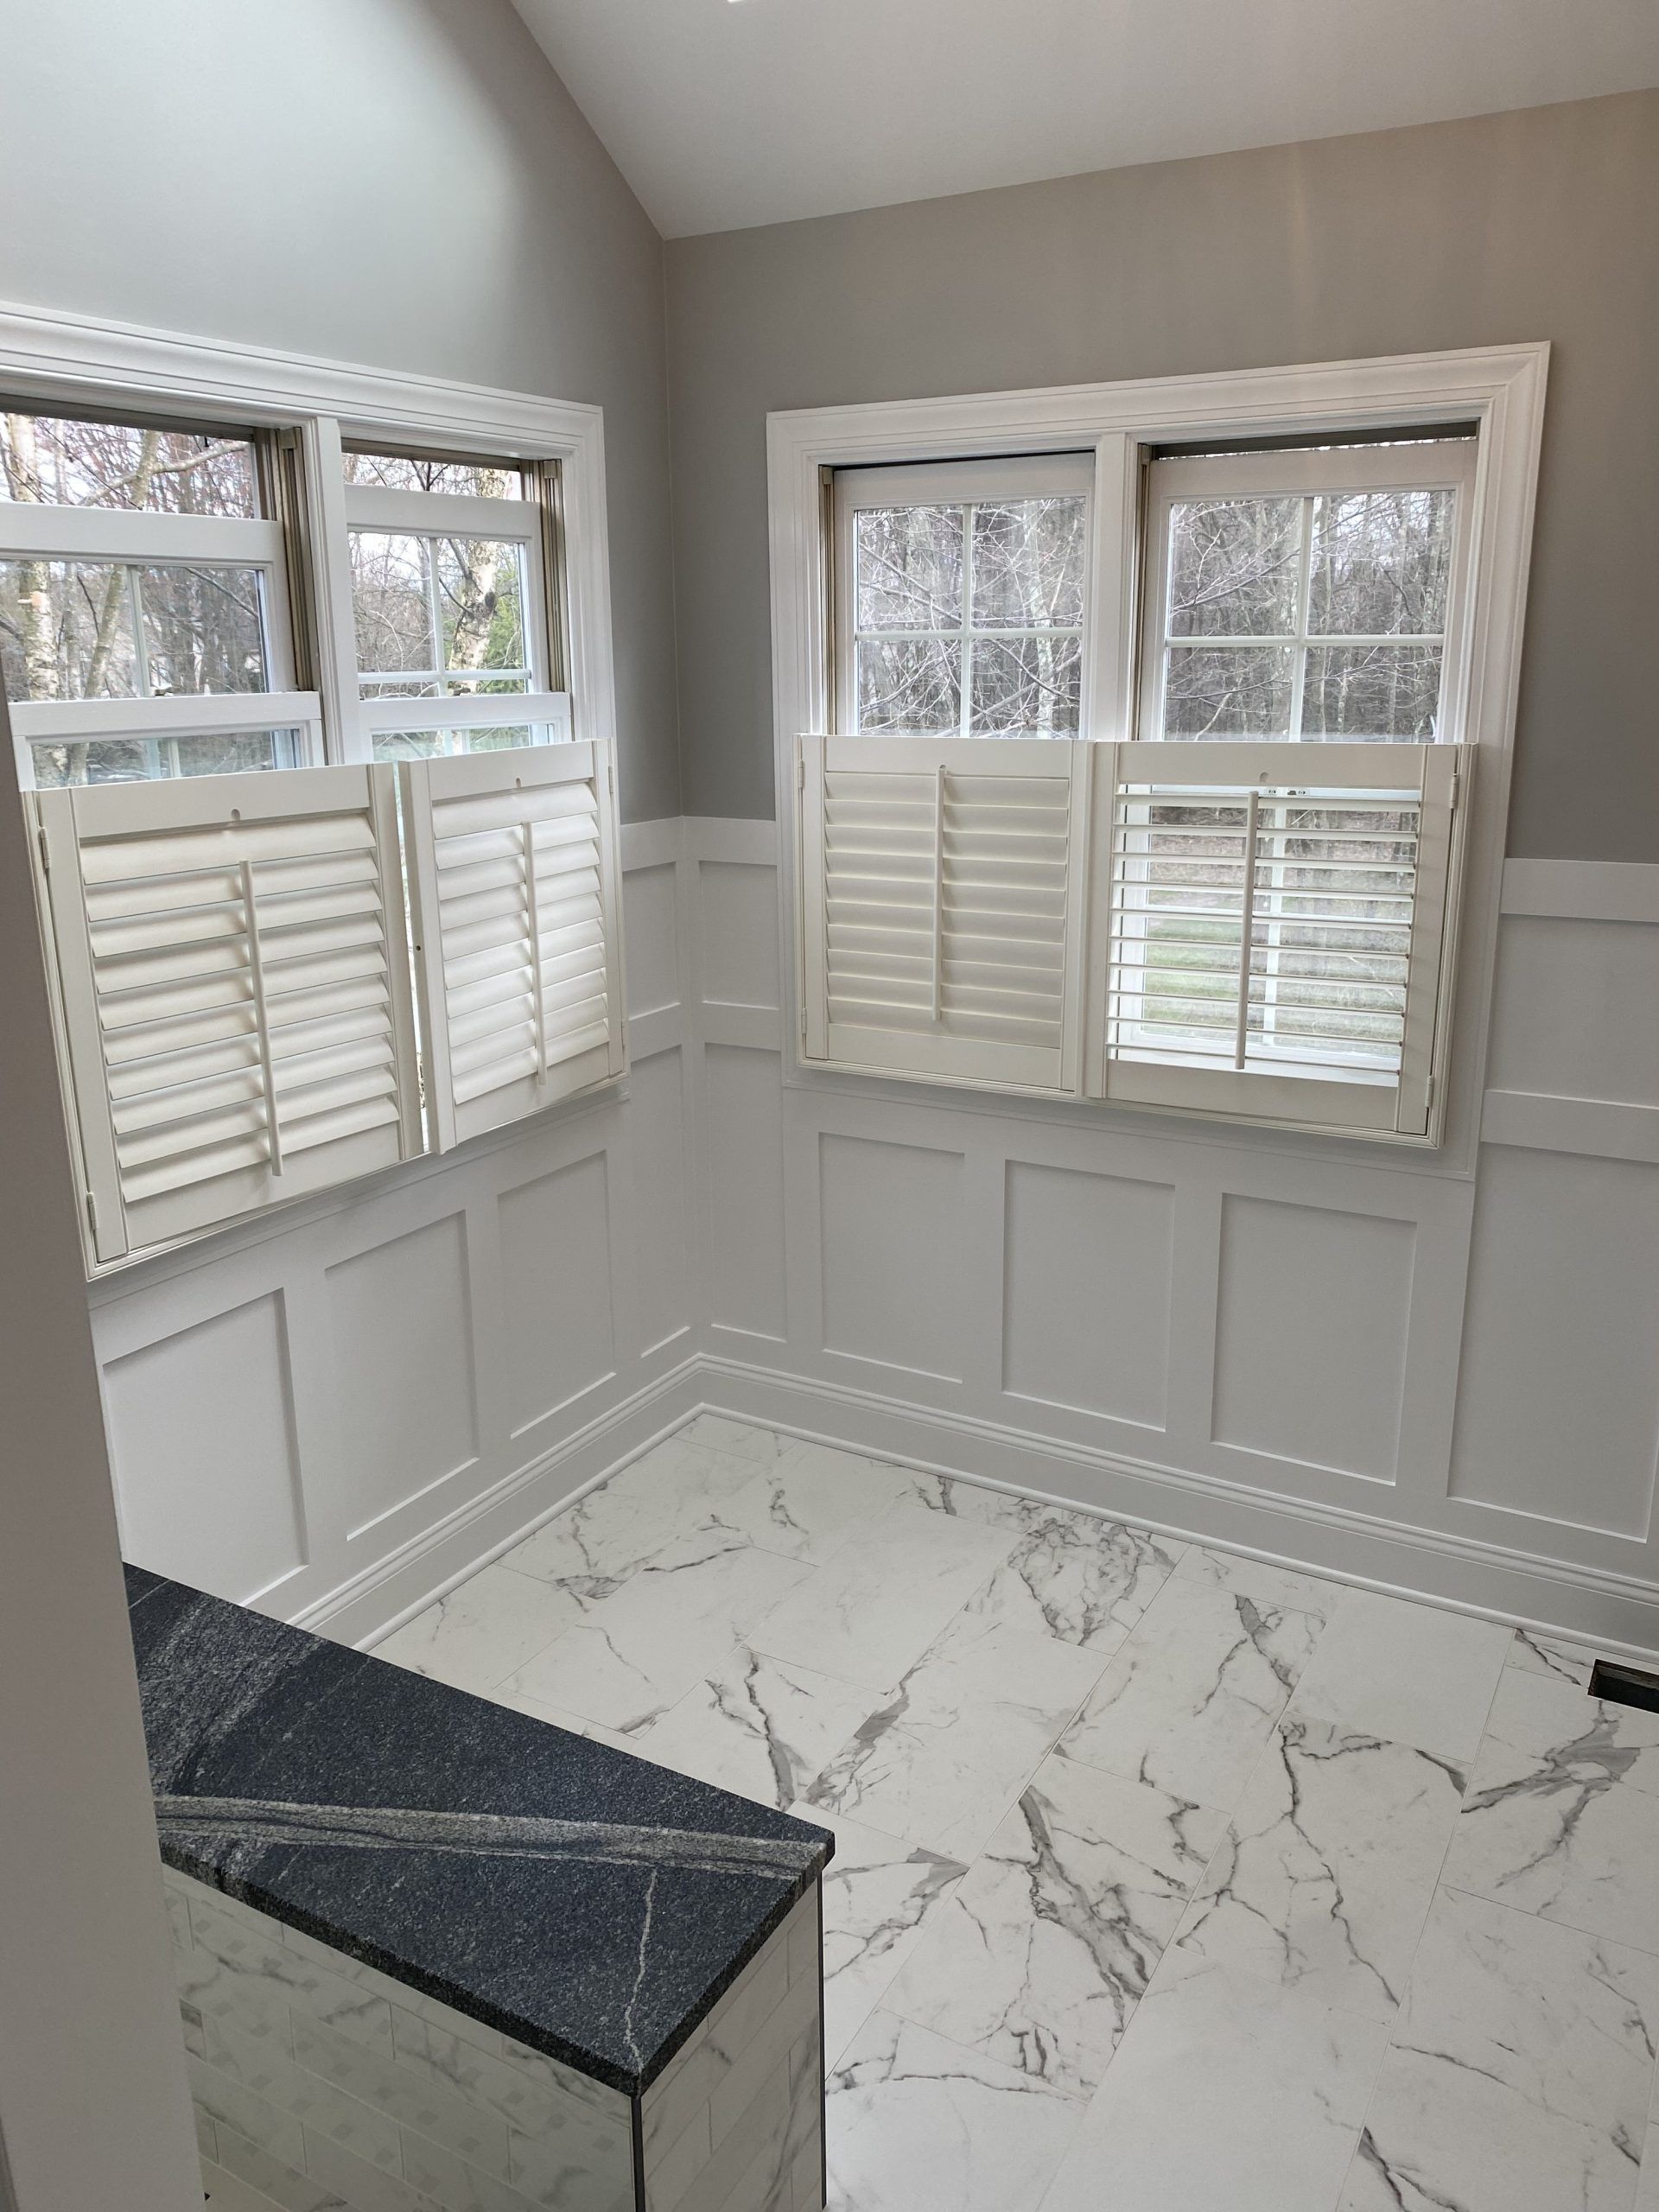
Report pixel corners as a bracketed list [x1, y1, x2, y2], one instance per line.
[700, 1356, 1659, 1662]
[300, 1344, 1659, 1665]
[296, 1357, 705, 1647]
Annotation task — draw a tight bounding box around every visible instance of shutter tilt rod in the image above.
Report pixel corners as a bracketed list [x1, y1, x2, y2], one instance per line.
[238, 858, 283, 1175]
[523, 819, 548, 1087]
[932, 763, 946, 1025]
[1233, 787, 1261, 1071]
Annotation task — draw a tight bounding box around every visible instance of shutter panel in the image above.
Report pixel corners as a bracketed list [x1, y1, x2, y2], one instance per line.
[798, 734, 1090, 1095]
[401, 740, 625, 1150]
[33, 765, 421, 1269]
[1095, 741, 1470, 1139]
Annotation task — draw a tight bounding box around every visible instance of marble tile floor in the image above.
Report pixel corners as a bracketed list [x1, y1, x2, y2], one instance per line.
[357, 1418, 1659, 2212]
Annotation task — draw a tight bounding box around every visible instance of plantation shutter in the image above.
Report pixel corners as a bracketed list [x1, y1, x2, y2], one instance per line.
[33, 765, 421, 1269]
[797, 734, 1090, 1095]
[401, 739, 625, 1150]
[1094, 740, 1470, 1139]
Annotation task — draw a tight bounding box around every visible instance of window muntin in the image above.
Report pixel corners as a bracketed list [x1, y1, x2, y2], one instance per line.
[349, 531, 531, 698]
[1141, 440, 1476, 744]
[835, 457, 1092, 738]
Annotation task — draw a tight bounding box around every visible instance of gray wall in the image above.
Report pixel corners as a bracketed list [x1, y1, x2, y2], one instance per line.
[0, 0, 681, 820]
[665, 91, 1659, 860]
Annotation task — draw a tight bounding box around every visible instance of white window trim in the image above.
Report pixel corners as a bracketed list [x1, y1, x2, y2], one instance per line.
[0, 300, 630, 1274]
[0, 297, 621, 782]
[768, 342, 1548, 1173]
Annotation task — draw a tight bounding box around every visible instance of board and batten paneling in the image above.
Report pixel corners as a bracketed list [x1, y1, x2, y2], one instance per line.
[90, 817, 1659, 1657]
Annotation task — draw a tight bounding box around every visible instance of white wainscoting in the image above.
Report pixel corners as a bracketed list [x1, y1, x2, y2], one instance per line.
[88, 818, 706, 1646]
[91, 820, 1659, 1660]
[687, 823, 1659, 1658]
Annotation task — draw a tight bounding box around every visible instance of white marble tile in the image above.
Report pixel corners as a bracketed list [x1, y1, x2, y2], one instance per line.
[796, 1807, 968, 2067]
[1168, 1713, 1466, 2022]
[804, 1611, 1109, 1860]
[1058, 1576, 1325, 1812]
[1173, 1544, 1345, 1625]
[501, 1436, 757, 1597]
[1338, 1888, 1659, 2212]
[705, 1438, 929, 1565]
[371, 1565, 585, 1695]
[885, 1751, 1226, 2094]
[963, 1510, 1181, 1651]
[639, 1644, 875, 1810]
[747, 1502, 1014, 1692]
[497, 1541, 813, 1735]
[824, 2011, 1083, 2212]
[1440, 1666, 1659, 1952]
[1037, 1952, 1390, 2212]
[1287, 1587, 1511, 1763]
[1508, 1626, 1603, 1689]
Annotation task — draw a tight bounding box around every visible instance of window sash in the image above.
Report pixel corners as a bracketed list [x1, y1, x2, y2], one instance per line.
[833, 454, 1095, 739]
[1137, 439, 1478, 748]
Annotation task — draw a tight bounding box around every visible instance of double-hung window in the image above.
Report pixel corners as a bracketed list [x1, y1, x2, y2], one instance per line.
[5, 366, 625, 1274]
[797, 425, 1484, 1142]
[344, 445, 569, 761]
[1, 405, 320, 788]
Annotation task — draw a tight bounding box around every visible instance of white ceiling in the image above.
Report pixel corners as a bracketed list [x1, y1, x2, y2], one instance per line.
[510, 0, 1659, 238]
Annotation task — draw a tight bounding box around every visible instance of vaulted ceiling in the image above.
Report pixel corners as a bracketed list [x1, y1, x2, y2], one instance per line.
[511, 0, 1659, 237]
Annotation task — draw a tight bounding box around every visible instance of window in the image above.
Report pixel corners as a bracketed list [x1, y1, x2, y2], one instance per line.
[1139, 438, 1475, 743]
[3, 319, 627, 1274]
[791, 386, 1530, 1146]
[343, 446, 569, 763]
[1, 404, 318, 787]
[834, 458, 1091, 737]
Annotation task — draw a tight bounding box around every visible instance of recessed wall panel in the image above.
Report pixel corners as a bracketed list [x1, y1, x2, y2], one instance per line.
[819, 1133, 965, 1381]
[630, 1049, 691, 1353]
[1212, 1195, 1414, 1482]
[699, 860, 779, 1009]
[1002, 1161, 1173, 1426]
[105, 1293, 302, 1602]
[1487, 915, 1659, 1108]
[1451, 1147, 1659, 1537]
[624, 861, 680, 1019]
[327, 1214, 477, 1537]
[499, 1152, 616, 1437]
[705, 1044, 787, 1339]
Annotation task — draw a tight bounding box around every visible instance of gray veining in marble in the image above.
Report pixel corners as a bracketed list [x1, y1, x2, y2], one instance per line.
[1169, 1713, 1466, 2021]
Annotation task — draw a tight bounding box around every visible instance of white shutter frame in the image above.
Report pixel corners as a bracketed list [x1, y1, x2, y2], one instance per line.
[402, 738, 625, 1152]
[797, 733, 1091, 1096]
[32, 763, 422, 1271]
[1092, 739, 1471, 1141]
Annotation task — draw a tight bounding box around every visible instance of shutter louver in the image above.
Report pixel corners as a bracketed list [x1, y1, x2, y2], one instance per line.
[1096, 741, 1469, 1138]
[401, 740, 625, 1149]
[798, 735, 1089, 1094]
[34, 766, 421, 1268]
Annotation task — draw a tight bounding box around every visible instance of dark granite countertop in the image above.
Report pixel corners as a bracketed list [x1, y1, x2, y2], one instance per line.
[125, 1567, 833, 2097]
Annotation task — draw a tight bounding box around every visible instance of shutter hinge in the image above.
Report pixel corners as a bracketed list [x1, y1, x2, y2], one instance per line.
[607, 757, 615, 798]
[797, 753, 805, 794]
[84, 1189, 98, 1235]
[416, 1053, 428, 1109]
[36, 823, 49, 874]
[1426, 1073, 1437, 1111]
[1448, 769, 1460, 811]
